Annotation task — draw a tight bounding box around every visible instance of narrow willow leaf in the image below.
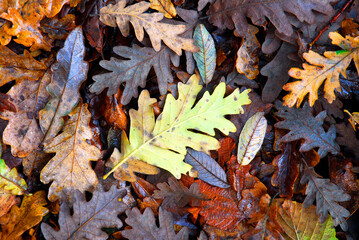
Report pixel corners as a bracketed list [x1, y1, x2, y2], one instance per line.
[193, 24, 216, 84]
[185, 149, 230, 188]
[237, 112, 267, 165]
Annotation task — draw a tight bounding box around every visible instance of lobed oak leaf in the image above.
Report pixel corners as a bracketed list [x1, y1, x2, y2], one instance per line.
[104, 74, 251, 180]
[197, 0, 214, 11]
[0, 194, 18, 218]
[100, 88, 127, 130]
[274, 101, 339, 158]
[221, 70, 259, 90]
[301, 167, 350, 231]
[150, 0, 177, 18]
[284, 32, 359, 107]
[40, 14, 76, 40]
[207, 0, 334, 37]
[0, 157, 27, 195]
[193, 24, 216, 84]
[0, 93, 15, 112]
[91, 44, 180, 105]
[122, 207, 189, 240]
[184, 149, 230, 188]
[0, 191, 48, 240]
[41, 185, 127, 240]
[0, 64, 52, 158]
[44, 0, 81, 18]
[0, 46, 47, 87]
[335, 123, 359, 159]
[237, 112, 267, 166]
[99, 0, 198, 55]
[40, 103, 101, 201]
[39, 27, 88, 143]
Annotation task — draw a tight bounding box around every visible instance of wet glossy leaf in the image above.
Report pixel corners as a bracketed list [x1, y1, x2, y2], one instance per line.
[193, 24, 216, 84]
[150, 0, 177, 18]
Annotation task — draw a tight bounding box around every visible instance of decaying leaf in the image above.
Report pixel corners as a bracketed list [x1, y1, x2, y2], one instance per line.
[236, 25, 260, 80]
[41, 185, 127, 240]
[274, 101, 339, 158]
[1, 65, 52, 158]
[344, 109, 359, 131]
[336, 123, 359, 159]
[0, 157, 27, 195]
[284, 32, 359, 107]
[221, 70, 259, 90]
[39, 27, 88, 143]
[40, 14, 76, 40]
[193, 24, 216, 84]
[278, 200, 338, 240]
[301, 167, 351, 230]
[44, 0, 81, 18]
[184, 149, 230, 188]
[0, 46, 47, 87]
[0, 191, 48, 240]
[197, 0, 214, 11]
[0, 93, 15, 112]
[122, 207, 189, 240]
[105, 75, 251, 180]
[0, 194, 18, 218]
[99, 0, 198, 55]
[237, 112, 267, 166]
[150, 0, 177, 18]
[40, 104, 101, 201]
[153, 177, 203, 210]
[91, 45, 179, 104]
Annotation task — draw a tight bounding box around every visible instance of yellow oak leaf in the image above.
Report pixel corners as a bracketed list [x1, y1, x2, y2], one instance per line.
[40, 103, 101, 201]
[150, 0, 177, 18]
[284, 32, 359, 107]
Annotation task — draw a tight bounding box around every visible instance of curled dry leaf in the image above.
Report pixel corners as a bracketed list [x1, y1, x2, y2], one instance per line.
[193, 24, 216, 84]
[150, 0, 177, 18]
[0, 191, 48, 240]
[40, 104, 101, 201]
[301, 167, 351, 231]
[274, 101, 339, 158]
[91, 45, 180, 105]
[105, 75, 251, 180]
[184, 149, 230, 188]
[99, 0, 198, 55]
[101, 88, 127, 130]
[0, 158, 27, 195]
[39, 27, 88, 143]
[284, 32, 359, 107]
[237, 112, 267, 165]
[122, 207, 189, 240]
[41, 185, 127, 240]
[236, 25, 260, 80]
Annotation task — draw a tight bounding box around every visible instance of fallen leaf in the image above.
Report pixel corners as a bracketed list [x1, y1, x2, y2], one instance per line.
[91, 44, 180, 105]
[0, 46, 47, 87]
[0, 191, 48, 240]
[274, 101, 339, 158]
[153, 177, 203, 210]
[0, 93, 15, 112]
[41, 185, 127, 240]
[236, 25, 260, 80]
[101, 88, 127, 130]
[193, 24, 216, 84]
[99, 0, 198, 55]
[132, 177, 162, 214]
[222, 70, 259, 89]
[197, 0, 214, 11]
[184, 149, 230, 188]
[237, 112, 267, 166]
[150, 0, 177, 18]
[217, 137, 236, 167]
[40, 14, 76, 40]
[0, 157, 27, 195]
[336, 123, 359, 159]
[301, 167, 351, 230]
[122, 207, 189, 240]
[44, 0, 81, 18]
[105, 75, 251, 180]
[0, 194, 18, 218]
[40, 104, 101, 201]
[341, 18, 359, 37]
[284, 32, 359, 107]
[39, 27, 88, 143]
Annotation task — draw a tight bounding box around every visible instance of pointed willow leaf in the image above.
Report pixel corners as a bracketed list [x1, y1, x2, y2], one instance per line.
[39, 27, 88, 143]
[237, 112, 267, 165]
[0, 158, 27, 195]
[274, 101, 339, 158]
[277, 200, 338, 240]
[40, 104, 101, 201]
[105, 75, 251, 180]
[41, 185, 127, 240]
[193, 24, 216, 84]
[90, 45, 179, 105]
[122, 207, 189, 240]
[301, 167, 350, 231]
[99, 0, 198, 55]
[184, 149, 230, 188]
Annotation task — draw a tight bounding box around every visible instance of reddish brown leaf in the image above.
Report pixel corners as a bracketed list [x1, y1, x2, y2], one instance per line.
[0, 93, 15, 112]
[132, 177, 162, 214]
[100, 88, 127, 130]
[40, 14, 76, 40]
[217, 137, 235, 167]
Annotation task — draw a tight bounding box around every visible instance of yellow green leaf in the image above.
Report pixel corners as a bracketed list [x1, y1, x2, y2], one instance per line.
[105, 74, 251, 180]
[284, 32, 359, 107]
[0, 156, 27, 195]
[149, 0, 177, 18]
[237, 112, 267, 165]
[344, 109, 359, 131]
